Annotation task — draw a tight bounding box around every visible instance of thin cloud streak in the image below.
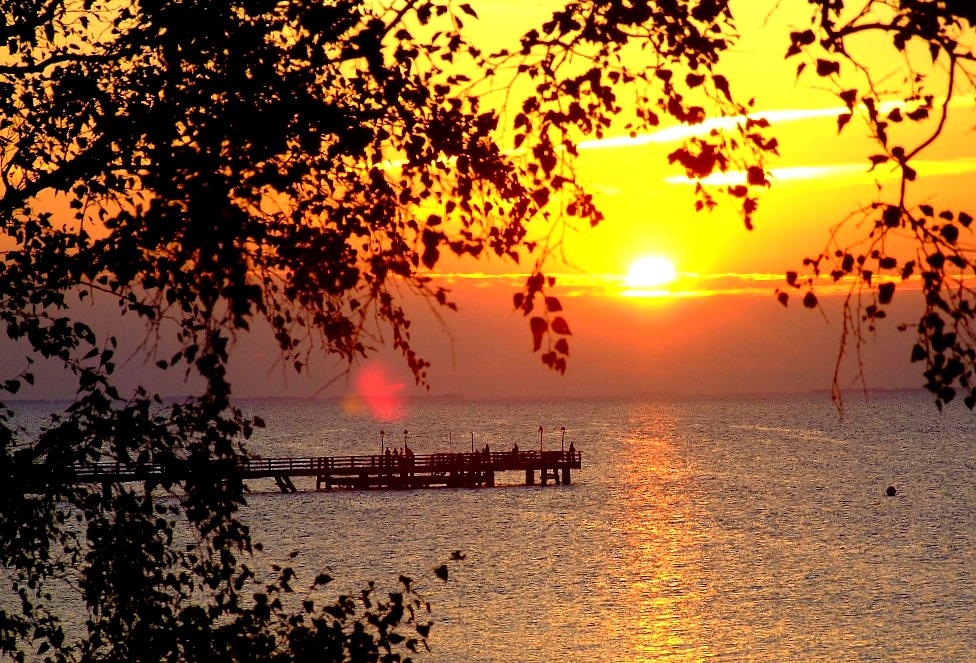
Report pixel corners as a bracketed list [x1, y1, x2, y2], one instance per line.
[662, 157, 976, 186]
[578, 107, 842, 150]
[376, 96, 974, 170]
[431, 270, 888, 298]
[578, 95, 976, 151]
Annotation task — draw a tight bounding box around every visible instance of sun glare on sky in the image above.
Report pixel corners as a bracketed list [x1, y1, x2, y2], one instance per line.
[622, 256, 678, 297]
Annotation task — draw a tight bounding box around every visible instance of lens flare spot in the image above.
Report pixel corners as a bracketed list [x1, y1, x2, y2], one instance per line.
[350, 362, 406, 422]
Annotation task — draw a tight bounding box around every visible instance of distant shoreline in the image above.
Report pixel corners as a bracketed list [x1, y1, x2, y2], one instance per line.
[1, 387, 931, 406]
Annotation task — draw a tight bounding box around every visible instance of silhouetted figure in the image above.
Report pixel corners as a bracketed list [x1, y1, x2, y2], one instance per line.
[568, 441, 575, 458]
[512, 442, 519, 456]
[384, 448, 391, 466]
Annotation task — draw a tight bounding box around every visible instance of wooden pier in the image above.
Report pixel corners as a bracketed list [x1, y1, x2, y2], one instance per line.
[60, 449, 582, 492]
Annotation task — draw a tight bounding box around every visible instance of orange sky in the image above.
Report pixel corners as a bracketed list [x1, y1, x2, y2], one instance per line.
[445, 0, 976, 283]
[4, 1, 976, 405]
[325, 1, 968, 402]
[228, 1, 976, 406]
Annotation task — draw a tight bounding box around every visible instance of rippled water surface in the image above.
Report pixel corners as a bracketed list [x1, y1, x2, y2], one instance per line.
[10, 392, 976, 660]
[232, 392, 976, 661]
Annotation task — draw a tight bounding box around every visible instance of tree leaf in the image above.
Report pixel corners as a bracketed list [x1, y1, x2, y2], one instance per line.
[941, 224, 959, 244]
[882, 205, 901, 228]
[713, 74, 731, 101]
[839, 88, 858, 109]
[878, 281, 895, 305]
[816, 59, 840, 76]
[421, 228, 442, 269]
[746, 166, 766, 186]
[530, 317, 547, 351]
[911, 344, 927, 362]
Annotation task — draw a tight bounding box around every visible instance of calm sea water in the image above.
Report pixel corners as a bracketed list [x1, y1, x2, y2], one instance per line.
[233, 392, 976, 662]
[10, 392, 976, 660]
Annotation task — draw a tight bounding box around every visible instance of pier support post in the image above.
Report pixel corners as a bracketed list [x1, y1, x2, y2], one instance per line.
[274, 475, 297, 493]
[525, 469, 534, 485]
[562, 468, 571, 485]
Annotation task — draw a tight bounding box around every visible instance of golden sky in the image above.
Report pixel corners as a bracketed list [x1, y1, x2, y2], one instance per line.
[372, 0, 976, 402]
[6, 1, 976, 403]
[176, 1, 976, 402]
[440, 0, 976, 292]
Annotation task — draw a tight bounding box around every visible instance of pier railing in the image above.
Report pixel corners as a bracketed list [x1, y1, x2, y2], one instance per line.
[58, 449, 582, 491]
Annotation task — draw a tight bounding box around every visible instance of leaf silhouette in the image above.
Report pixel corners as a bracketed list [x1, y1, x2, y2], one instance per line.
[551, 317, 571, 335]
[530, 317, 548, 351]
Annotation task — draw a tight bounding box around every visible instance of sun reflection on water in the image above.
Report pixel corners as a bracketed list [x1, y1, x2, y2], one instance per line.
[611, 406, 714, 661]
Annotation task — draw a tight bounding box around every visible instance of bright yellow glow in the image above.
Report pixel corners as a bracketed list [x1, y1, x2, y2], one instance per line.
[626, 256, 677, 288]
[621, 256, 678, 298]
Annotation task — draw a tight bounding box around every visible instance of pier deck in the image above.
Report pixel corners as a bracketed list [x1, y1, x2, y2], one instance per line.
[62, 449, 582, 492]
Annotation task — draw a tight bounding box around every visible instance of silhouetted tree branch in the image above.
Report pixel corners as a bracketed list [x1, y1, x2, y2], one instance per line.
[2, 1, 975, 660]
[776, 0, 976, 408]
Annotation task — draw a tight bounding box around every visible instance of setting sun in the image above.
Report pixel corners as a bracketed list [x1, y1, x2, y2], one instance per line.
[624, 256, 678, 295]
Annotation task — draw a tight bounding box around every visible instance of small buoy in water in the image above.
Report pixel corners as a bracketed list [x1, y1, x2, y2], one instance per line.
[886, 485, 897, 497]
